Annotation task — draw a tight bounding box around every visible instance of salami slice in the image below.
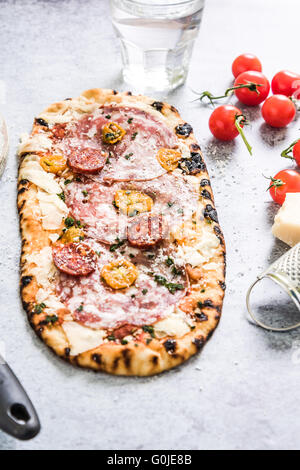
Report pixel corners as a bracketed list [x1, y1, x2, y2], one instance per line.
[52, 243, 96, 276]
[56, 241, 187, 329]
[127, 214, 166, 248]
[67, 147, 107, 174]
[57, 105, 179, 182]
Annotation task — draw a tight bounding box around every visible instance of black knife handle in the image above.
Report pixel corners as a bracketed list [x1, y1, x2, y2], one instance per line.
[0, 360, 40, 440]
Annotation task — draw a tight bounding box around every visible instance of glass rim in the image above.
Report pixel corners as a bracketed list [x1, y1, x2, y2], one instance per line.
[112, 0, 201, 7]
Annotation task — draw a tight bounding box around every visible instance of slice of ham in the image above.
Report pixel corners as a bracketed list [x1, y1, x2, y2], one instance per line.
[55, 241, 187, 329]
[64, 173, 199, 245]
[56, 105, 179, 182]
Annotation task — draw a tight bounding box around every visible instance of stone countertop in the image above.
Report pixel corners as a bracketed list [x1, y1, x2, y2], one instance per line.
[0, 0, 300, 450]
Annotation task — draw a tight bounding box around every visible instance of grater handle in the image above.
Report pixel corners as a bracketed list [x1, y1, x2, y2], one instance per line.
[246, 273, 300, 332]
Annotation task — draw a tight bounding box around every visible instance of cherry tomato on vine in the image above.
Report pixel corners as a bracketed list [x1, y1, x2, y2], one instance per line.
[234, 71, 270, 106]
[293, 141, 300, 166]
[267, 169, 300, 205]
[271, 70, 300, 98]
[262, 95, 296, 128]
[232, 53, 262, 79]
[209, 105, 242, 141]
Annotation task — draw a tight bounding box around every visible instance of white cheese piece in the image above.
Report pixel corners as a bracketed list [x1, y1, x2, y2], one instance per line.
[62, 322, 105, 356]
[36, 288, 67, 314]
[154, 313, 190, 338]
[272, 193, 300, 246]
[175, 228, 220, 267]
[19, 132, 53, 155]
[20, 158, 62, 194]
[27, 247, 57, 288]
[49, 233, 59, 243]
[37, 189, 68, 230]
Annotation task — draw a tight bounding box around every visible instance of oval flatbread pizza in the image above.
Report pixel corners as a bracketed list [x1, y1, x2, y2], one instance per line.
[18, 88, 226, 376]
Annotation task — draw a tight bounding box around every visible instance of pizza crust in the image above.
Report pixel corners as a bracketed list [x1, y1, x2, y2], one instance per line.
[18, 88, 226, 376]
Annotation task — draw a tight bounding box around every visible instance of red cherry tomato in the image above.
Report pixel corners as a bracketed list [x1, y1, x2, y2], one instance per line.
[293, 141, 300, 166]
[268, 169, 300, 205]
[232, 53, 262, 79]
[262, 95, 296, 128]
[209, 105, 243, 141]
[234, 71, 270, 106]
[271, 70, 300, 98]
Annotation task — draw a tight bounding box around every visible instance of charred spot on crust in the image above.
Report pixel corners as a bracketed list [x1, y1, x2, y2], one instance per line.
[122, 348, 131, 369]
[190, 143, 200, 151]
[219, 281, 226, 290]
[201, 299, 214, 308]
[179, 152, 206, 175]
[170, 105, 178, 113]
[127, 91, 132, 96]
[65, 348, 71, 357]
[193, 337, 205, 350]
[201, 189, 212, 200]
[163, 339, 177, 354]
[214, 225, 224, 244]
[36, 326, 44, 336]
[92, 353, 102, 365]
[152, 355, 158, 365]
[204, 204, 218, 223]
[200, 178, 210, 187]
[21, 275, 33, 287]
[112, 90, 118, 95]
[175, 122, 193, 138]
[34, 117, 49, 127]
[196, 312, 208, 322]
[19, 179, 29, 186]
[18, 187, 27, 195]
[151, 101, 164, 112]
[65, 98, 72, 101]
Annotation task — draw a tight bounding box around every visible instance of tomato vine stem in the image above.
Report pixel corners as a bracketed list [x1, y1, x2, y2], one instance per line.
[235, 114, 252, 155]
[281, 139, 300, 159]
[194, 82, 263, 105]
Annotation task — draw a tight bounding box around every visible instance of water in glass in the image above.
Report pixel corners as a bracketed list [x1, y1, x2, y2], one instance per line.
[110, 0, 205, 92]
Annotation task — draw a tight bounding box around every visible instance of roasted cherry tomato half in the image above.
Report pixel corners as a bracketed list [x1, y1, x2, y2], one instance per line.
[156, 148, 182, 172]
[209, 105, 243, 141]
[262, 95, 296, 128]
[60, 226, 85, 244]
[40, 153, 67, 173]
[102, 122, 126, 144]
[234, 71, 270, 106]
[232, 53, 262, 79]
[267, 169, 300, 205]
[114, 190, 154, 217]
[101, 259, 138, 289]
[271, 70, 300, 98]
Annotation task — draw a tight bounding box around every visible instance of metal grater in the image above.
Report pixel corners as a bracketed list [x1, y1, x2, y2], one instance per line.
[246, 242, 300, 331]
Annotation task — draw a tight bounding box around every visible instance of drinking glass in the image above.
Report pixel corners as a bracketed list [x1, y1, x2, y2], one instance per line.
[110, 0, 205, 92]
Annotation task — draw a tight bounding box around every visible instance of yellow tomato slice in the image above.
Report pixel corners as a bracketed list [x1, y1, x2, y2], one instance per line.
[40, 153, 67, 173]
[60, 227, 85, 244]
[102, 122, 126, 144]
[114, 190, 154, 217]
[156, 148, 182, 172]
[101, 259, 138, 289]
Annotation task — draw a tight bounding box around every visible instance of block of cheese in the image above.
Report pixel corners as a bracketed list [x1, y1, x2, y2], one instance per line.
[272, 193, 300, 246]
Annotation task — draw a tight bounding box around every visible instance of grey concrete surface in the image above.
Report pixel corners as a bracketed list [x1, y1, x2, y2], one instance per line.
[0, 0, 299, 450]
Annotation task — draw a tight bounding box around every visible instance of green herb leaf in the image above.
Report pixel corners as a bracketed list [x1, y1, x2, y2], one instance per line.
[64, 217, 75, 228]
[57, 191, 65, 202]
[142, 325, 155, 338]
[34, 303, 46, 314]
[110, 238, 126, 252]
